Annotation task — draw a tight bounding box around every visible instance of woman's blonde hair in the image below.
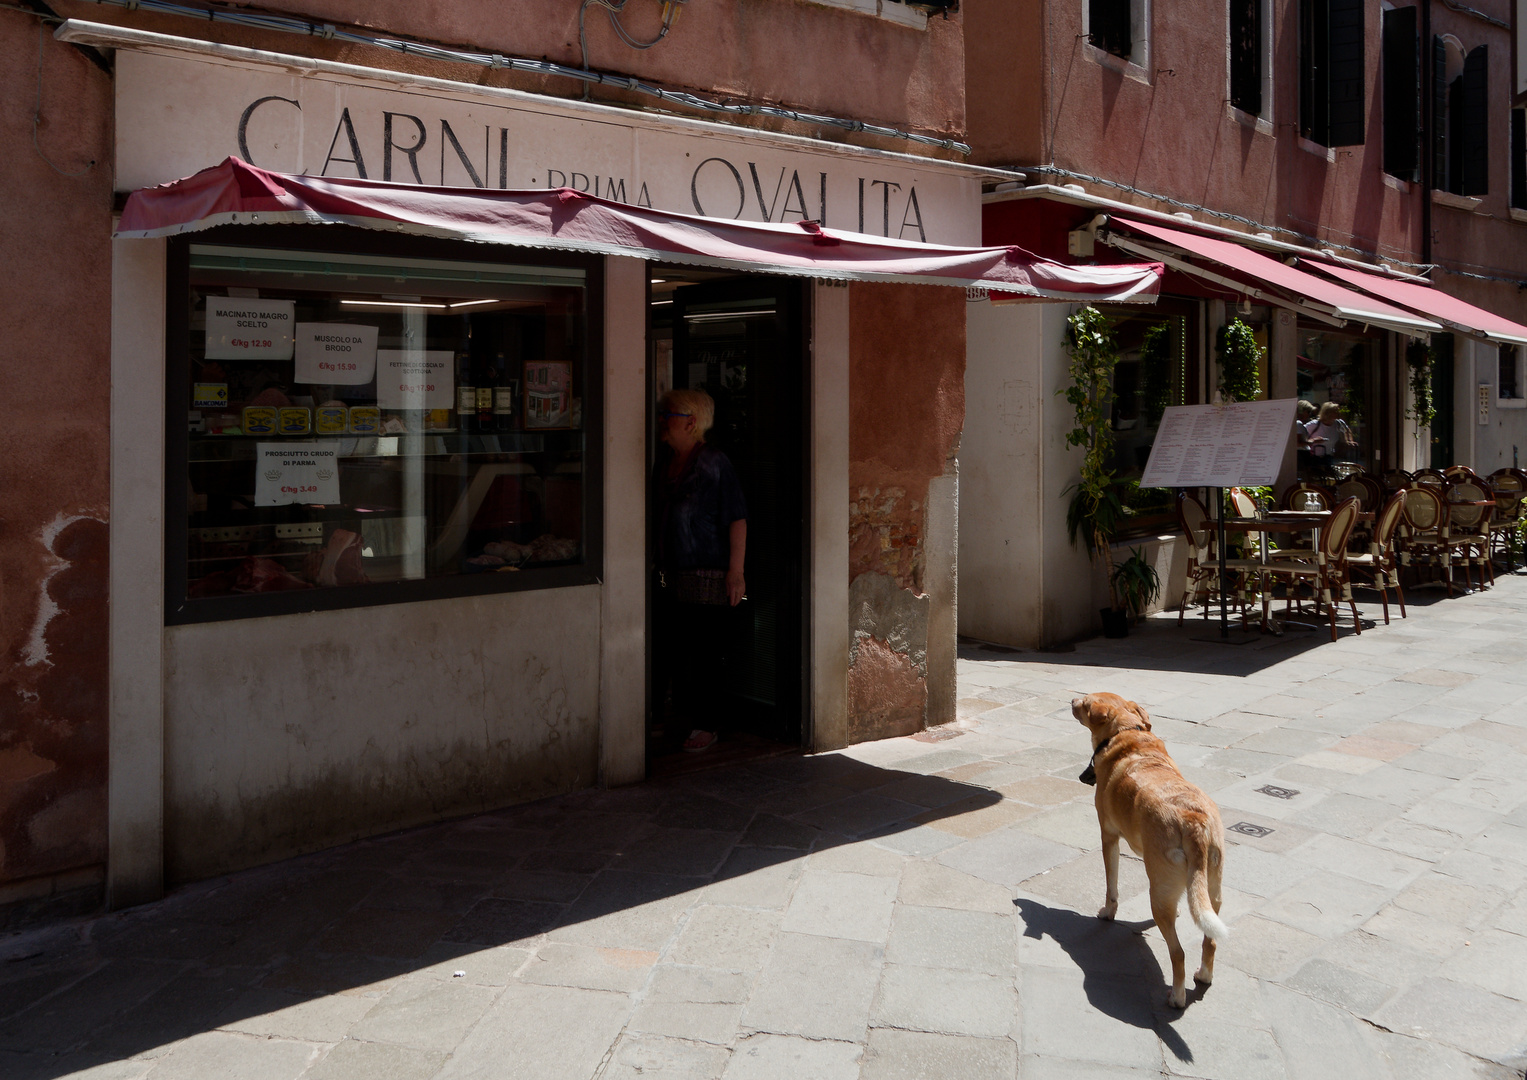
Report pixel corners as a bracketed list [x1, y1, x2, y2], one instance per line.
[1297, 399, 1316, 420]
[1318, 401, 1341, 423]
[660, 388, 715, 437]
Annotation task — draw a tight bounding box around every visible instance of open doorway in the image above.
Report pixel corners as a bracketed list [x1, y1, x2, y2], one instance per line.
[646, 269, 808, 775]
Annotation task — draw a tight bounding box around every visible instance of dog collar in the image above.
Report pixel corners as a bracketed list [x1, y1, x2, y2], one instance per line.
[1078, 726, 1147, 786]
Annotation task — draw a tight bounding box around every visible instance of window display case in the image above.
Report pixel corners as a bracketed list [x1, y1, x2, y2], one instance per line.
[166, 230, 602, 623]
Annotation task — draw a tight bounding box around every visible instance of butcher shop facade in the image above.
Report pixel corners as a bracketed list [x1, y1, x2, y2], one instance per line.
[68, 21, 1021, 907]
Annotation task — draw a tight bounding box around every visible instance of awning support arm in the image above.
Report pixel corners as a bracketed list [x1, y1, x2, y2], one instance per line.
[1099, 230, 1347, 328]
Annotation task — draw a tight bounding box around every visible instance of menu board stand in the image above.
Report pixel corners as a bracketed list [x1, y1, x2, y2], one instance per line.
[1140, 399, 1298, 641]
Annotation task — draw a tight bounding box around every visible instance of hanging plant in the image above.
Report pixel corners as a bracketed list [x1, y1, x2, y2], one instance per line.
[1215, 318, 1263, 402]
[1405, 339, 1437, 428]
[1061, 306, 1128, 610]
[1343, 343, 1367, 423]
[1140, 323, 1174, 425]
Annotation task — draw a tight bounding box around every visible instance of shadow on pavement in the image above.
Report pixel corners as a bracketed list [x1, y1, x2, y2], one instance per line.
[0, 753, 1001, 1079]
[1011, 897, 1195, 1064]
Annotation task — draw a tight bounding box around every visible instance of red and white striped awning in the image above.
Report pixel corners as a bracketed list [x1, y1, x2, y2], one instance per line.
[117, 157, 1165, 302]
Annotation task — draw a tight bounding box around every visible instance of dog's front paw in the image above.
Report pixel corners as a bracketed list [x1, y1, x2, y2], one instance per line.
[1096, 902, 1118, 920]
[1167, 986, 1188, 1009]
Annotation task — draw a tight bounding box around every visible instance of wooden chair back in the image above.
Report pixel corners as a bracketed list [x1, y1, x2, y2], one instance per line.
[1177, 492, 1211, 552]
[1488, 469, 1525, 523]
[1228, 488, 1257, 517]
[1280, 482, 1329, 510]
[1380, 469, 1413, 493]
[1404, 485, 1445, 531]
[1373, 490, 1406, 549]
[1446, 479, 1490, 530]
[1412, 469, 1447, 488]
[1323, 497, 1361, 559]
[1443, 465, 1479, 481]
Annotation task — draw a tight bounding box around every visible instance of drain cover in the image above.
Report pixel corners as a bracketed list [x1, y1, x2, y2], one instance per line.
[1229, 821, 1275, 838]
[1255, 785, 1300, 800]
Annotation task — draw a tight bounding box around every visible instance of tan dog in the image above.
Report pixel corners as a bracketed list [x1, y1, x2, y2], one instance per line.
[1071, 692, 1227, 1008]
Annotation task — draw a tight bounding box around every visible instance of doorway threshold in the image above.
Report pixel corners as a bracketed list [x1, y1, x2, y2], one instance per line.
[647, 732, 802, 781]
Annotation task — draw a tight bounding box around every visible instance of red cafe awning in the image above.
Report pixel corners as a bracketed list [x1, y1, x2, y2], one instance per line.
[1100, 216, 1442, 336]
[1299, 259, 1527, 347]
[117, 158, 1165, 303]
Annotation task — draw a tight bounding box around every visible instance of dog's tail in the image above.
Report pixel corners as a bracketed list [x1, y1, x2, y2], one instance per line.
[1185, 820, 1228, 943]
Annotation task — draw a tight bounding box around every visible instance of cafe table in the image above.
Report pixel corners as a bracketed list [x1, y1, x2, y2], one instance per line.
[1220, 510, 1364, 633]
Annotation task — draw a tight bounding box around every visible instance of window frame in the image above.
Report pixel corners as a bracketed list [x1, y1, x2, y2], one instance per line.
[1084, 0, 1152, 73]
[1229, 0, 1274, 121]
[1382, 5, 1420, 180]
[1498, 343, 1524, 404]
[164, 225, 606, 626]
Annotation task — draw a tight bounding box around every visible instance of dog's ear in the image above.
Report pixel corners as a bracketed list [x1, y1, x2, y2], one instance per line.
[1128, 700, 1152, 730]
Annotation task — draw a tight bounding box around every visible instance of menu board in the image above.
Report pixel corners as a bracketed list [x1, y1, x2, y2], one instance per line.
[1139, 399, 1297, 489]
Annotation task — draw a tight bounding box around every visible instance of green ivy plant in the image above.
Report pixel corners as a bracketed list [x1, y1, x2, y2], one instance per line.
[1405, 339, 1437, 428]
[1061, 305, 1128, 610]
[1215, 318, 1263, 402]
[1139, 323, 1174, 425]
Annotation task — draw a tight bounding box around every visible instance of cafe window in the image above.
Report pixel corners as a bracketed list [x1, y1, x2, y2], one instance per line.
[1499, 344, 1522, 401]
[167, 230, 601, 624]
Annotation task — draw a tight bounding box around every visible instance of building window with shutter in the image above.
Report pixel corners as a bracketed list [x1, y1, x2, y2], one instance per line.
[1499, 345, 1521, 401]
[1437, 42, 1490, 195]
[1381, 7, 1419, 179]
[1512, 108, 1527, 210]
[1300, 0, 1366, 146]
[1229, 0, 1263, 115]
[1086, 0, 1150, 68]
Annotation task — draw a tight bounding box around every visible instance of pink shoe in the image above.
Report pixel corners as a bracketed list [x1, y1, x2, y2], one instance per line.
[683, 730, 717, 752]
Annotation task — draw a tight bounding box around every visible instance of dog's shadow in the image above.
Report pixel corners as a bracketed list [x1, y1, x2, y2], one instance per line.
[1012, 897, 1198, 1063]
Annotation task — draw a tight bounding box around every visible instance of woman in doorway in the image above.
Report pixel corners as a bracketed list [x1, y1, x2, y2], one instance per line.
[655, 388, 747, 753]
[1305, 401, 1356, 477]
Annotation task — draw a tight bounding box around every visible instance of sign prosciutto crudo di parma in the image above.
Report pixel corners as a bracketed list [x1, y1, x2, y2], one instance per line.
[204, 297, 295, 360]
[255, 442, 340, 506]
[1140, 399, 1297, 489]
[294, 323, 379, 384]
[376, 350, 454, 410]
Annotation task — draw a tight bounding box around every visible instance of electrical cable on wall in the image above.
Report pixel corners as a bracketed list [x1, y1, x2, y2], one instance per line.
[579, 0, 685, 101]
[38, 0, 967, 152]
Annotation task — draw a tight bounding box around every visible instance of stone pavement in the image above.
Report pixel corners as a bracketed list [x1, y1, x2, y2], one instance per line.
[5, 582, 1527, 1079]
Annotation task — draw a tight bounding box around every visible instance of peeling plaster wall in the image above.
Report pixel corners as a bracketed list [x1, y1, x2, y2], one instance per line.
[0, 16, 114, 926]
[847, 282, 964, 742]
[162, 588, 602, 883]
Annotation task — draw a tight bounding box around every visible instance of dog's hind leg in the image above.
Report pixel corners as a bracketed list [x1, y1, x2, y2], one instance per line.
[1151, 885, 1188, 1009]
[1097, 830, 1121, 920]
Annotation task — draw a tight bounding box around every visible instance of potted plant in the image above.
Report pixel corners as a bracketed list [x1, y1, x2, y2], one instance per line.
[1112, 547, 1162, 626]
[1061, 306, 1132, 635]
[1215, 317, 1263, 402]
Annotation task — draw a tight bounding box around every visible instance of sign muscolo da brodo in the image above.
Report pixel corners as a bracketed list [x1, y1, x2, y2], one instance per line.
[114, 49, 980, 246]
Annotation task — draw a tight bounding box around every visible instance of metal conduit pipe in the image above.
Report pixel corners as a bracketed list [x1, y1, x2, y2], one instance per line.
[71, 0, 972, 154]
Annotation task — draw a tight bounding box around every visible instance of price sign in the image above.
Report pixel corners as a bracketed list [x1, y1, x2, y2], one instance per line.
[376, 350, 454, 410]
[294, 323, 378, 385]
[204, 298, 295, 360]
[254, 442, 341, 506]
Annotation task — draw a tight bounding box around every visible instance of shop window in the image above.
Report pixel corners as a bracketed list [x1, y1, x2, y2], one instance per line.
[1087, 0, 1148, 68]
[1300, 0, 1366, 146]
[1436, 39, 1489, 195]
[1229, 0, 1268, 117]
[1499, 344, 1522, 401]
[168, 232, 601, 624]
[1382, 6, 1419, 179]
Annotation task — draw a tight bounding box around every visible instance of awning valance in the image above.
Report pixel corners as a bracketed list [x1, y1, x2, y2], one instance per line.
[117, 158, 1165, 302]
[1099, 217, 1441, 337]
[1299, 259, 1527, 347]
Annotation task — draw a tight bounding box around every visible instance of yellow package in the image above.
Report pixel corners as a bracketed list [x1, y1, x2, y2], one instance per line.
[277, 407, 311, 435]
[242, 406, 277, 435]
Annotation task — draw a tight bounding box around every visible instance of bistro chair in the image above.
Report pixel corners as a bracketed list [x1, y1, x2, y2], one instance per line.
[1228, 487, 1259, 517]
[1175, 492, 1260, 625]
[1444, 477, 1495, 590]
[1487, 468, 1526, 569]
[1443, 465, 1481, 481]
[1401, 485, 1462, 595]
[1260, 496, 1363, 642]
[1380, 469, 1413, 495]
[1411, 468, 1447, 488]
[1347, 490, 1408, 624]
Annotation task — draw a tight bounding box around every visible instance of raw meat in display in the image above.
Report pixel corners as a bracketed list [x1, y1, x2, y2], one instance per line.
[233, 556, 312, 592]
[304, 529, 370, 586]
